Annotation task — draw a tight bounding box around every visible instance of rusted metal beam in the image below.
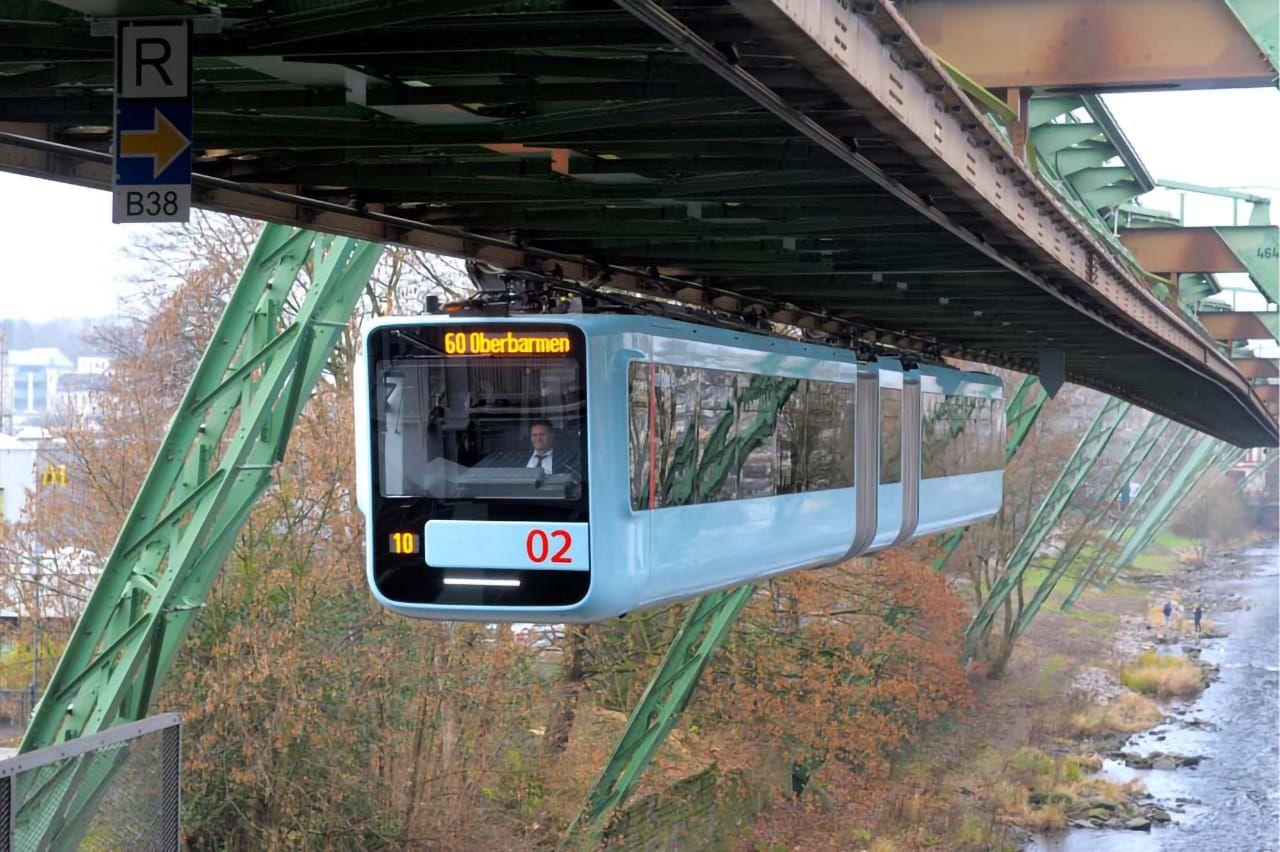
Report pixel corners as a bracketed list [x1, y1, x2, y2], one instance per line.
[1120, 227, 1247, 274]
[1234, 358, 1280, 380]
[1200, 312, 1275, 341]
[718, 0, 1274, 444]
[899, 0, 1277, 91]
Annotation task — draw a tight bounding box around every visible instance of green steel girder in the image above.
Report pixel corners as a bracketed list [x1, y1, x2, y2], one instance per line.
[567, 583, 757, 840]
[1213, 226, 1279, 305]
[1059, 425, 1196, 610]
[1100, 437, 1229, 582]
[965, 396, 1130, 652]
[1010, 416, 1172, 637]
[1225, 0, 1280, 76]
[933, 375, 1048, 572]
[16, 224, 383, 848]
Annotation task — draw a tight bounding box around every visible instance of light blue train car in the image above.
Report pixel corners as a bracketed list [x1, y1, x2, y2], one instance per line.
[355, 314, 1004, 623]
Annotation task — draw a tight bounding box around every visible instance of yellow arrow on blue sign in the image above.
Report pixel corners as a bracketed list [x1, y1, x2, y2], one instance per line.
[119, 108, 190, 179]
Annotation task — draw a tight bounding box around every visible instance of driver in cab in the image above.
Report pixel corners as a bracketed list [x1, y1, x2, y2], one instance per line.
[478, 420, 580, 476]
[525, 420, 580, 476]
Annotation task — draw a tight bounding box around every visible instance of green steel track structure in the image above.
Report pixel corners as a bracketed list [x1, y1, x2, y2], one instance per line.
[1095, 434, 1223, 588]
[15, 224, 383, 847]
[932, 375, 1049, 572]
[964, 396, 1130, 653]
[567, 583, 758, 841]
[1099, 438, 1234, 584]
[1059, 426, 1197, 610]
[0, 0, 1275, 447]
[1009, 415, 1171, 637]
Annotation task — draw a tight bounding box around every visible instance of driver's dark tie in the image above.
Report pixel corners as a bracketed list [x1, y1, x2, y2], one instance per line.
[535, 454, 548, 471]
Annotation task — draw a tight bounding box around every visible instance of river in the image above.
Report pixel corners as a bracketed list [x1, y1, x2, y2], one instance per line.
[1033, 542, 1279, 852]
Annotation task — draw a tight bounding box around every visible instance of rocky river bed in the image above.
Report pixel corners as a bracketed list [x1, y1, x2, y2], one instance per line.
[1032, 542, 1279, 852]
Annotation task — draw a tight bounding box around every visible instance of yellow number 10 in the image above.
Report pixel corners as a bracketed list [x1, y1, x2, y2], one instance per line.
[391, 531, 418, 555]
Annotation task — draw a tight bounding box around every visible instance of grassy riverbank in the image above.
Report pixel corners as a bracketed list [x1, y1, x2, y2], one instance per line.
[839, 533, 1222, 849]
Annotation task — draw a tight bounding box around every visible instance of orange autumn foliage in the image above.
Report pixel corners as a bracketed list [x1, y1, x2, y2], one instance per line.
[6, 214, 984, 848]
[698, 547, 973, 787]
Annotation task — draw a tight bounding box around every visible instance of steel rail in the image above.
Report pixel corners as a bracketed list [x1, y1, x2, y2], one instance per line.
[0, 130, 992, 367]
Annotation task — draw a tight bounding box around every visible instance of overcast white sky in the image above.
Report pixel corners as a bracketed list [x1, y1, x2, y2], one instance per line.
[0, 87, 1276, 327]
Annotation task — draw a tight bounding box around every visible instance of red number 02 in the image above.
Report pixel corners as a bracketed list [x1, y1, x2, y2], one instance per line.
[525, 529, 573, 564]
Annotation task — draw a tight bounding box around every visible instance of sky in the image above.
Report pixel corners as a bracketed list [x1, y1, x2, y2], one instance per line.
[0, 87, 1276, 329]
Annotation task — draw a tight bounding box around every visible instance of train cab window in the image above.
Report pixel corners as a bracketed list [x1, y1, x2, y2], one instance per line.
[373, 325, 587, 518]
[880, 388, 902, 485]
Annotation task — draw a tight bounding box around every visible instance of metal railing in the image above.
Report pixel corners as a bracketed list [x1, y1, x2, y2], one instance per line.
[0, 714, 180, 851]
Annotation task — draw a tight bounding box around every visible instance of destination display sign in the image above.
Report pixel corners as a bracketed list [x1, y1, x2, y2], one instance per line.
[443, 330, 573, 356]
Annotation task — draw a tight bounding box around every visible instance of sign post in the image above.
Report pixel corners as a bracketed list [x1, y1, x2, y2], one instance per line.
[112, 20, 193, 223]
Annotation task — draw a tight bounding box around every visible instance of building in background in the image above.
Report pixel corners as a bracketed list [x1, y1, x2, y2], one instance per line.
[1, 346, 109, 431]
[3, 348, 72, 430]
[0, 430, 45, 523]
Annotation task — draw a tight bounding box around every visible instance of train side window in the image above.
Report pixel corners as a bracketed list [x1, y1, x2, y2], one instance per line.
[737, 375, 798, 499]
[802, 380, 854, 491]
[653, 364, 700, 508]
[628, 362, 651, 510]
[880, 387, 902, 484]
[921, 391, 948, 478]
[696, 369, 740, 503]
[977, 398, 987, 471]
[777, 380, 807, 494]
[834, 382, 855, 488]
[803, 381, 837, 490]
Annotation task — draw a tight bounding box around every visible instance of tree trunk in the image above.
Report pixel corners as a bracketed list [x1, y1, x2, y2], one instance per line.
[543, 625, 587, 756]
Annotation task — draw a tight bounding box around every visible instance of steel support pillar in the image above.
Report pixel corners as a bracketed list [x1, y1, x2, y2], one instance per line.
[965, 396, 1130, 653]
[1097, 436, 1225, 588]
[1058, 426, 1195, 610]
[933, 375, 1048, 571]
[15, 224, 382, 848]
[1010, 416, 1171, 636]
[567, 583, 757, 841]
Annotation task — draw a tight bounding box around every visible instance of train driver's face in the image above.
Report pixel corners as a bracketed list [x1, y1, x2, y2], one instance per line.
[531, 424, 554, 453]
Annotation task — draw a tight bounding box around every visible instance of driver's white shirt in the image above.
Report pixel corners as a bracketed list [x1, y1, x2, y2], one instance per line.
[526, 450, 554, 474]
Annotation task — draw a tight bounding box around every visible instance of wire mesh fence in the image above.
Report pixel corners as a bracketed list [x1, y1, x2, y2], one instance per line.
[0, 714, 179, 851]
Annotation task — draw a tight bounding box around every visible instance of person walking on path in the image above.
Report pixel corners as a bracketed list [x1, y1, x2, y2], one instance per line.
[1163, 601, 1173, 627]
[1194, 604, 1204, 633]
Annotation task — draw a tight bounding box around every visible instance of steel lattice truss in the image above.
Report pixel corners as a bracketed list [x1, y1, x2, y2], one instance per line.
[0, 0, 1274, 445]
[16, 225, 383, 846]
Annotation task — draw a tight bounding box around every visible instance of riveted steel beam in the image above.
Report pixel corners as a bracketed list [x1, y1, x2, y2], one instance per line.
[899, 0, 1278, 91]
[1121, 227, 1255, 274]
[1201, 311, 1279, 342]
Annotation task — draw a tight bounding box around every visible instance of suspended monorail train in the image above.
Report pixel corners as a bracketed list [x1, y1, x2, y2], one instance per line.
[355, 314, 1005, 623]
